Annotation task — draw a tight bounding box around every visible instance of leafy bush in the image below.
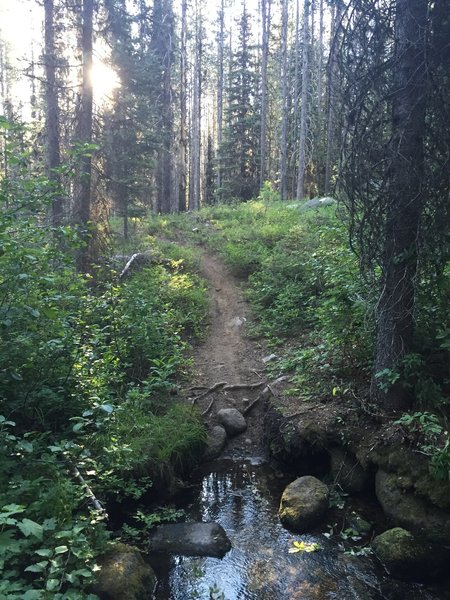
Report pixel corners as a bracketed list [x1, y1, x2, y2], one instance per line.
[0, 122, 209, 597]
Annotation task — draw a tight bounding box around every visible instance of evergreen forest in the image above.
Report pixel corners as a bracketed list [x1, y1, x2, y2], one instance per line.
[0, 0, 449, 598]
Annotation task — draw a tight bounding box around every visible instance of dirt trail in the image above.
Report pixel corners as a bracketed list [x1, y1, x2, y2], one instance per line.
[186, 251, 269, 458]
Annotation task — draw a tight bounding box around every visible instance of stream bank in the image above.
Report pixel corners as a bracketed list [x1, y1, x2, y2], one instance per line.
[150, 458, 447, 599]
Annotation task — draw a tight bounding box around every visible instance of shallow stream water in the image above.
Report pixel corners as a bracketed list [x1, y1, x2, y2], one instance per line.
[152, 458, 447, 600]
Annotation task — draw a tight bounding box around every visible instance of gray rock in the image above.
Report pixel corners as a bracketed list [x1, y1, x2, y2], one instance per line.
[329, 447, 369, 493]
[372, 527, 450, 582]
[217, 408, 247, 436]
[299, 197, 336, 211]
[375, 470, 450, 543]
[204, 425, 227, 460]
[262, 353, 278, 364]
[148, 522, 231, 558]
[92, 543, 156, 600]
[279, 475, 329, 532]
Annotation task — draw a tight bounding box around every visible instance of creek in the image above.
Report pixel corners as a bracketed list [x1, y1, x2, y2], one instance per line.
[151, 458, 445, 600]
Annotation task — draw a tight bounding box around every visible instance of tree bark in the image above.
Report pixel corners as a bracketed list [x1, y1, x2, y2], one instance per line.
[296, 0, 310, 199]
[259, 0, 271, 189]
[373, 0, 428, 410]
[189, 0, 203, 210]
[216, 0, 225, 201]
[75, 0, 93, 273]
[324, 1, 338, 195]
[279, 0, 289, 201]
[44, 0, 63, 228]
[179, 0, 188, 211]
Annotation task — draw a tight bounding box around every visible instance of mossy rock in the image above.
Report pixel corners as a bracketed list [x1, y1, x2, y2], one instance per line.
[92, 543, 156, 600]
[372, 446, 450, 510]
[279, 475, 329, 532]
[375, 470, 450, 543]
[372, 527, 450, 582]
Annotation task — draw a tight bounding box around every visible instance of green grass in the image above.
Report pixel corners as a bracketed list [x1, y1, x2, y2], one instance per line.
[199, 200, 374, 401]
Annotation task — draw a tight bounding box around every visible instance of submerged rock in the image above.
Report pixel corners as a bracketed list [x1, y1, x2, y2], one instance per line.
[92, 543, 156, 600]
[372, 527, 450, 582]
[217, 408, 247, 436]
[279, 475, 329, 532]
[204, 425, 227, 460]
[148, 522, 231, 558]
[375, 470, 450, 543]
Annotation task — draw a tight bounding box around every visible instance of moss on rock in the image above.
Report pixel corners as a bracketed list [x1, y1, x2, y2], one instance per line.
[279, 476, 329, 532]
[92, 543, 156, 600]
[372, 527, 450, 582]
[375, 470, 450, 543]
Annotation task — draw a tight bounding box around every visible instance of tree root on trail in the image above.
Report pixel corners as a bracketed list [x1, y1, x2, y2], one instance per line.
[201, 399, 215, 416]
[243, 397, 261, 416]
[223, 382, 265, 391]
[191, 381, 228, 403]
[190, 380, 266, 404]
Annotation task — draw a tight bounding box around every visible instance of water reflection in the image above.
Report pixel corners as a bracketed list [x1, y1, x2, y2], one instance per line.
[153, 460, 445, 600]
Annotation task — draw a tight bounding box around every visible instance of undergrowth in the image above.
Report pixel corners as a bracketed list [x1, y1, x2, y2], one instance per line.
[200, 199, 374, 401]
[199, 197, 449, 480]
[0, 133, 208, 598]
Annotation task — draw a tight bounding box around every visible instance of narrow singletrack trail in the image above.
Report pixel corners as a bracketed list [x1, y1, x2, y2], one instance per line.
[186, 250, 269, 458]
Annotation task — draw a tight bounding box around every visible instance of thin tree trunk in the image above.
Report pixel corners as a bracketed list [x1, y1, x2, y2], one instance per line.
[296, 0, 310, 199]
[216, 0, 225, 201]
[279, 0, 289, 201]
[44, 0, 63, 228]
[75, 0, 93, 273]
[324, 2, 338, 195]
[317, 0, 324, 130]
[373, 0, 428, 411]
[179, 0, 188, 211]
[189, 0, 202, 210]
[259, 0, 271, 189]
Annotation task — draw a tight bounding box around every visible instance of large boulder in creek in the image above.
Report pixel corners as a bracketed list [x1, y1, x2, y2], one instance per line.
[92, 543, 156, 600]
[148, 522, 231, 558]
[279, 476, 329, 532]
[329, 447, 370, 494]
[372, 527, 450, 582]
[204, 425, 227, 460]
[217, 408, 247, 436]
[375, 470, 450, 543]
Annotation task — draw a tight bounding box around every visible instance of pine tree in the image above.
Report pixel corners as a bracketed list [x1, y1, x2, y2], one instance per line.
[219, 2, 259, 201]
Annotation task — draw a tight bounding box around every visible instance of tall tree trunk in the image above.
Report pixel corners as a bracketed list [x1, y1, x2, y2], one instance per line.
[75, 0, 93, 273]
[296, 0, 310, 199]
[279, 0, 289, 200]
[324, 1, 338, 195]
[189, 0, 202, 210]
[152, 0, 175, 213]
[259, 0, 271, 189]
[44, 0, 63, 228]
[317, 0, 324, 131]
[179, 0, 188, 211]
[216, 0, 225, 201]
[373, 0, 428, 410]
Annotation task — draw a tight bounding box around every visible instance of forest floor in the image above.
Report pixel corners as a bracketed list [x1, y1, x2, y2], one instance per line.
[183, 249, 272, 459]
